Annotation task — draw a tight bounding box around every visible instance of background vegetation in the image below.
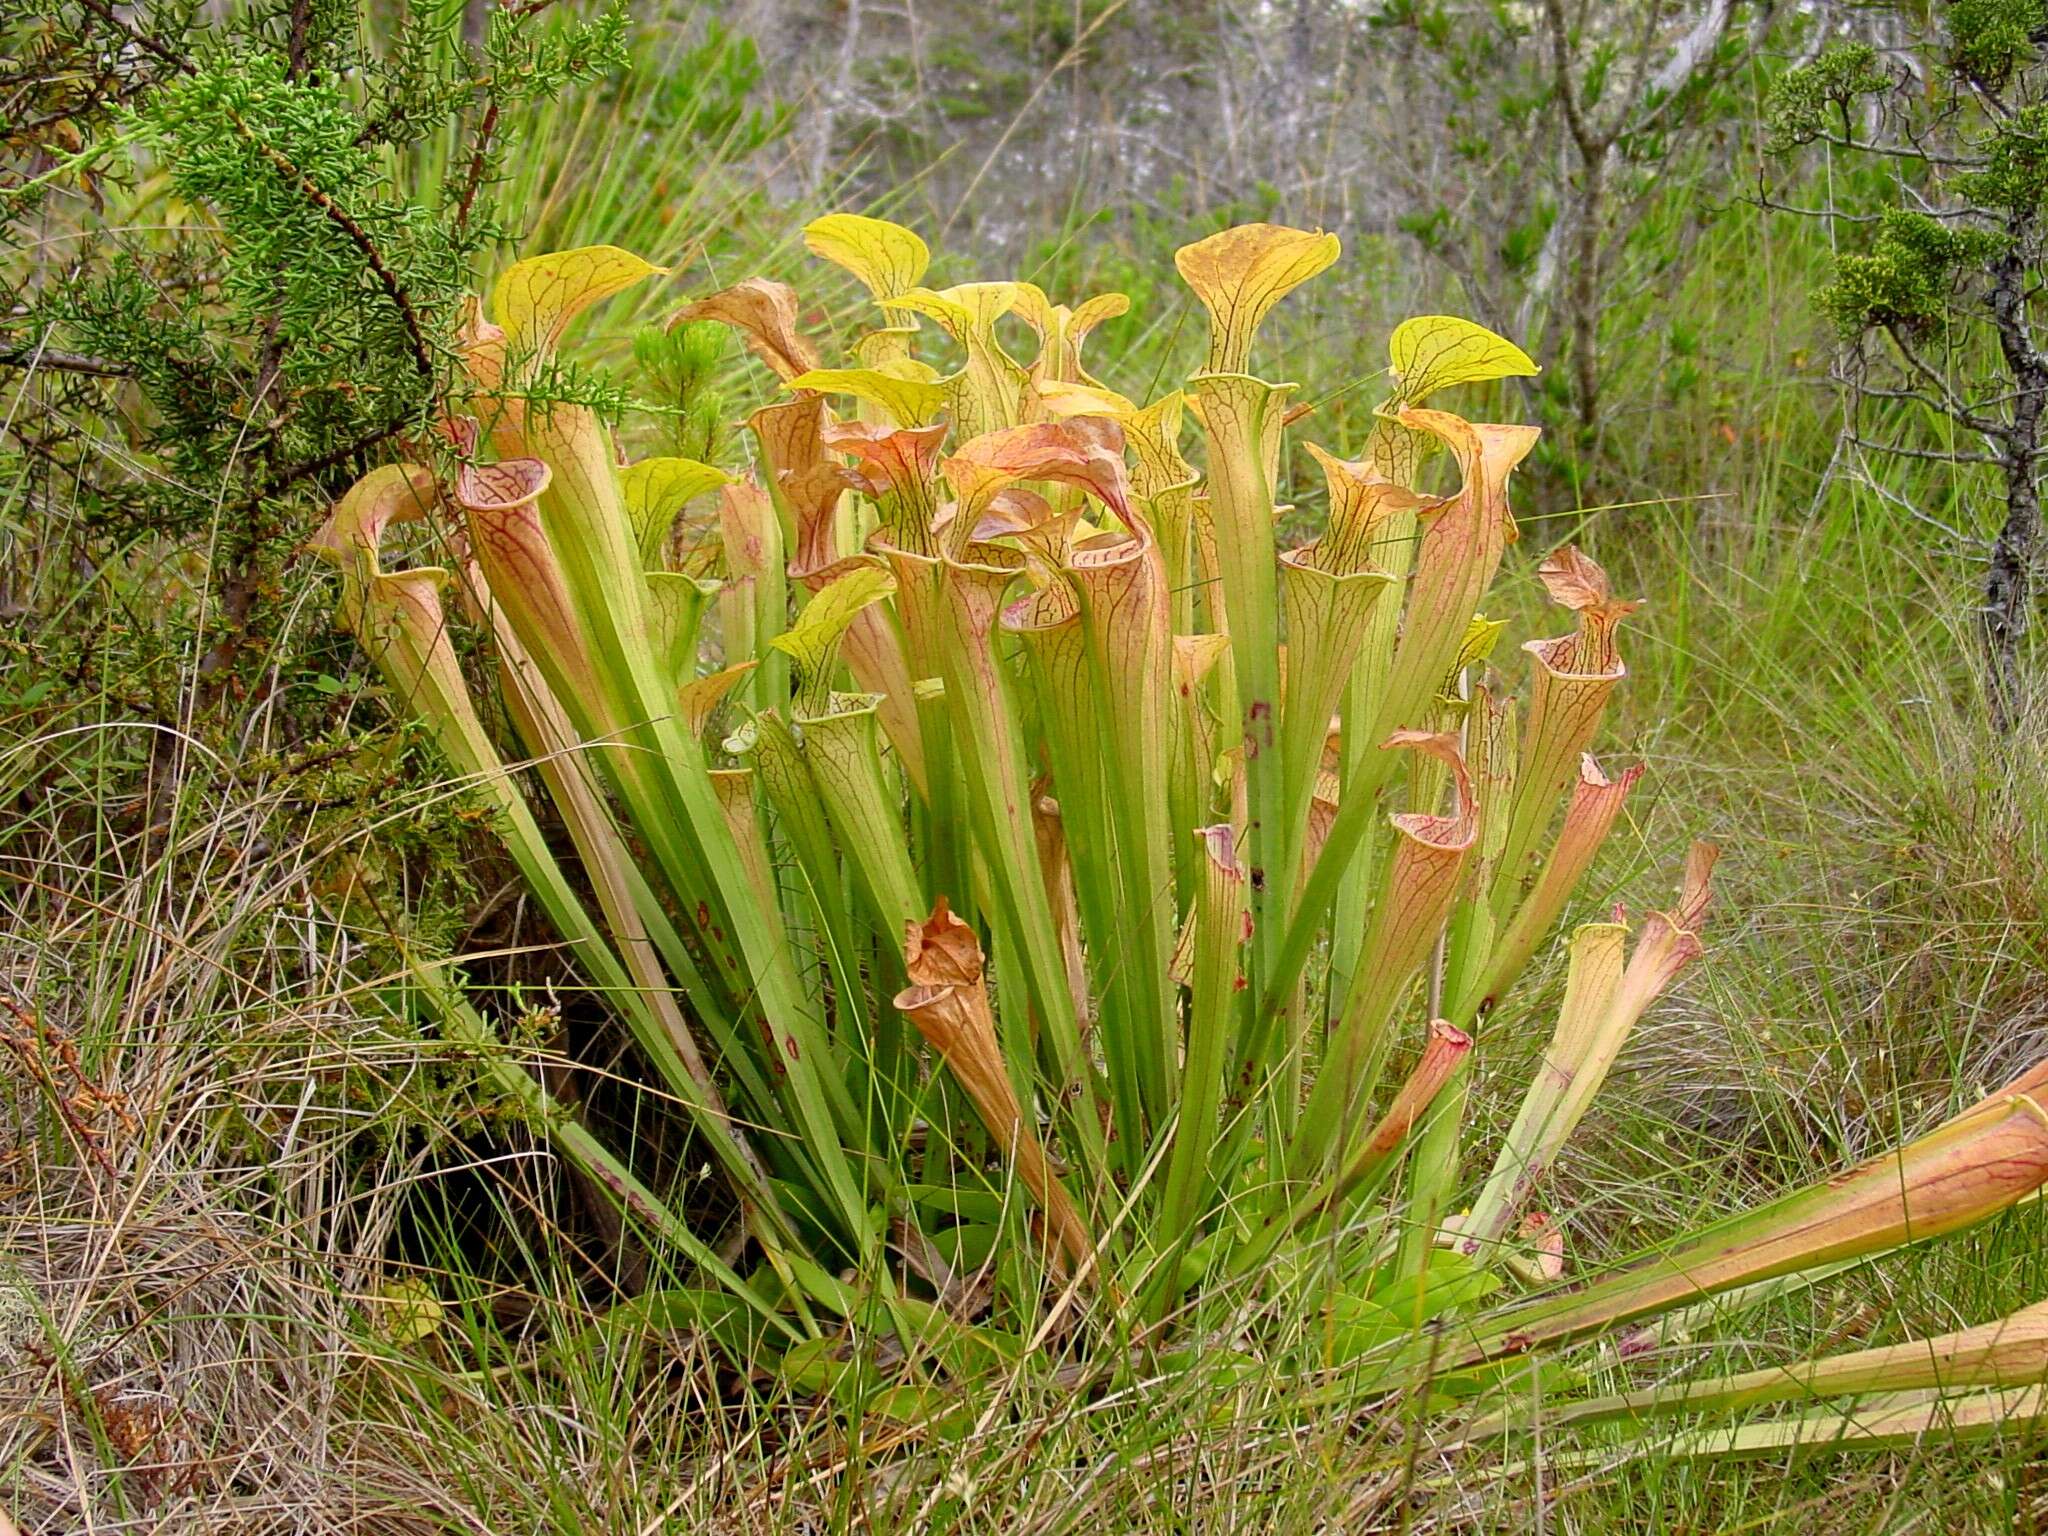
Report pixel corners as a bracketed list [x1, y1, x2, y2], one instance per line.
[3, 0, 2046, 1529]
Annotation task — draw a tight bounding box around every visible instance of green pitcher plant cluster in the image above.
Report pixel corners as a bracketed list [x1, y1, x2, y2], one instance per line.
[314, 218, 2048, 1456]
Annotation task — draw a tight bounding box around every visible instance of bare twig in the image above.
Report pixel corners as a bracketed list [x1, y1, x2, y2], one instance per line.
[71, 0, 193, 77]
[1750, 173, 1898, 224]
[454, 98, 500, 231]
[1808, 132, 1974, 167]
[245, 409, 417, 507]
[1852, 380, 1983, 411]
[1845, 433, 2001, 467]
[1844, 458, 1982, 550]
[1883, 326, 2009, 440]
[0, 344, 128, 378]
[1541, 0, 1600, 157]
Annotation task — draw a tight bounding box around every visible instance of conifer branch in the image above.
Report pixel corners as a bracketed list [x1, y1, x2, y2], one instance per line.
[232, 117, 438, 382]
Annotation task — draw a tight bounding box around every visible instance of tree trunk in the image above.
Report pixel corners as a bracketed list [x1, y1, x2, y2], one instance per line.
[1984, 229, 2044, 733]
[1985, 451, 2039, 733]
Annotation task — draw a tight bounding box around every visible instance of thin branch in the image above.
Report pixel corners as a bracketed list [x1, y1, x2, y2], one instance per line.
[1625, 0, 1740, 143]
[1843, 465, 1981, 550]
[1541, 0, 1598, 157]
[0, 344, 129, 378]
[1809, 131, 1974, 167]
[1603, 0, 1672, 144]
[285, 0, 315, 78]
[1852, 381, 1974, 412]
[1750, 177, 1917, 224]
[1845, 434, 2001, 466]
[232, 116, 436, 381]
[9, 73, 148, 138]
[1854, 379, 2023, 417]
[244, 410, 415, 507]
[1883, 325, 2009, 440]
[71, 0, 193, 77]
[454, 98, 500, 231]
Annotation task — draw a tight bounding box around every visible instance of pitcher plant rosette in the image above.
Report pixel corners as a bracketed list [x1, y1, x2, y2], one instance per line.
[313, 218, 2048, 1461]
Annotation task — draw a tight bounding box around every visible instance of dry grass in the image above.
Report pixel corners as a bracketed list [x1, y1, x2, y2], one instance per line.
[1, 740, 457, 1531]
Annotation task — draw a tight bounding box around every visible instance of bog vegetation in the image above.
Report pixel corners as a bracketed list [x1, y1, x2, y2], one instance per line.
[316, 209, 2048, 1457]
[5, 0, 2048, 1531]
